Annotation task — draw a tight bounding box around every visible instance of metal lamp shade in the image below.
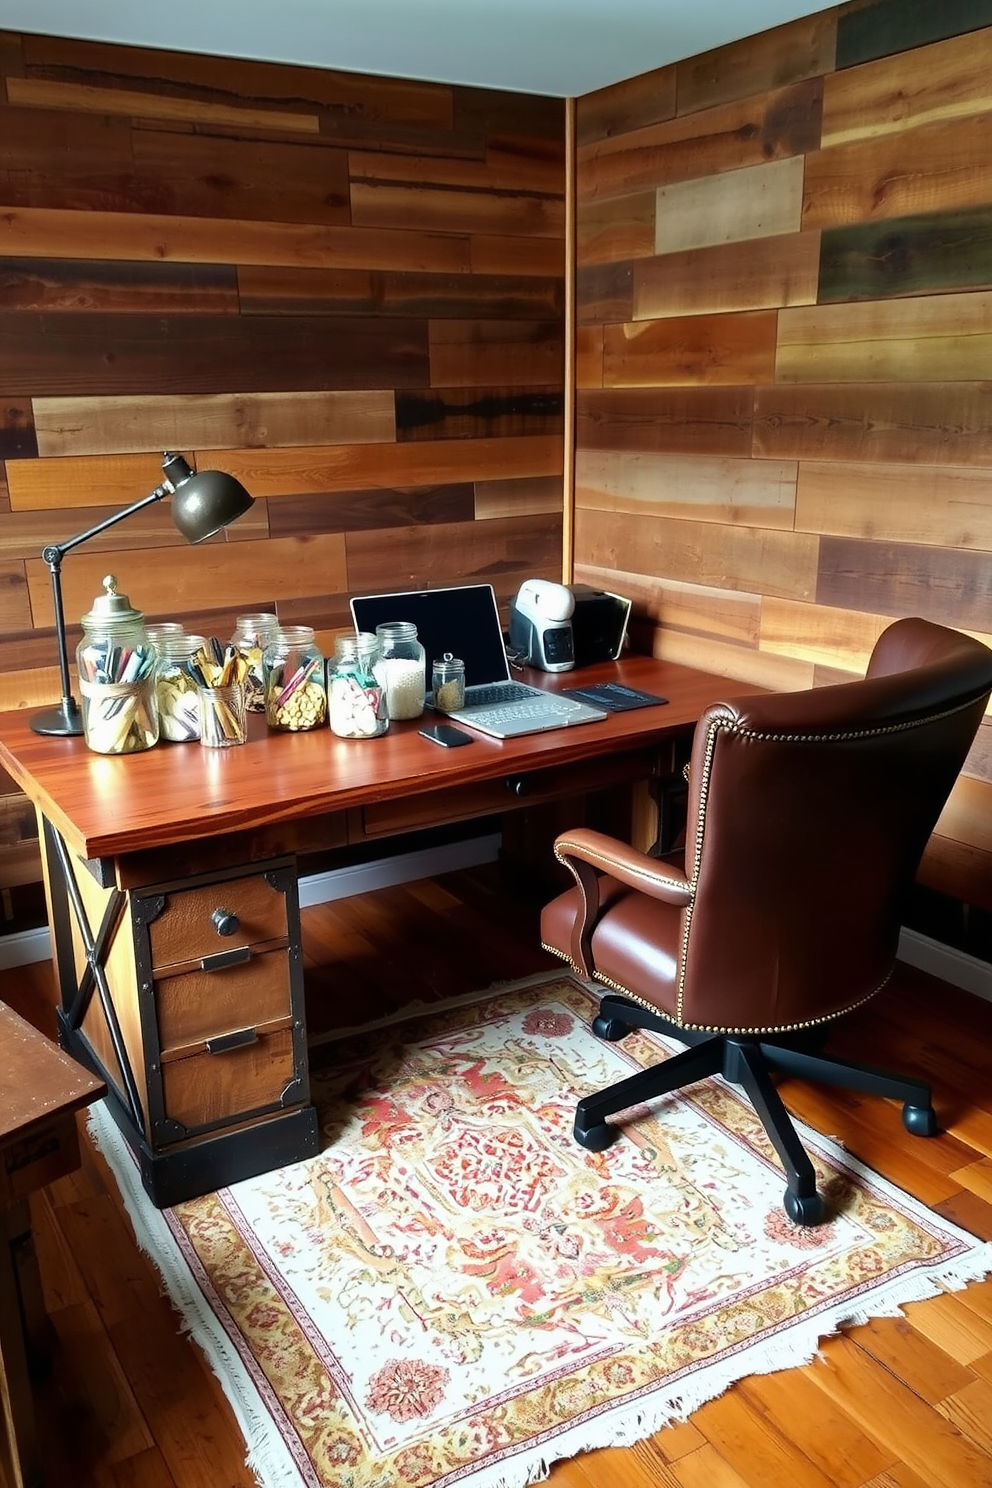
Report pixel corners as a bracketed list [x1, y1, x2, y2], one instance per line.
[170, 466, 254, 543]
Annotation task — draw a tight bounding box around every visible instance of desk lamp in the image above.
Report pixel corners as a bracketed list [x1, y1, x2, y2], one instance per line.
[31, 451, 254, 737]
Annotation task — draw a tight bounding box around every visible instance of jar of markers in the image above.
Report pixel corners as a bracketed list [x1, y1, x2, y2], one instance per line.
[263, 625, 327, 732]
[75, 575, 159, 754]
[155, 633, 207, 741]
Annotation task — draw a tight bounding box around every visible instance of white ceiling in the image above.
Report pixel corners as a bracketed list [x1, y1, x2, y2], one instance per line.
[0, 0, 830, 97]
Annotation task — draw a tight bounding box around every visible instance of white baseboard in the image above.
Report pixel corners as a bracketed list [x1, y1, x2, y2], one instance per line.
[0, 833, 504, 971]
[897, 926, 992, 1004]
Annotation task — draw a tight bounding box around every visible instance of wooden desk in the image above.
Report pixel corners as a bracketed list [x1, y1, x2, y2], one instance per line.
[0, 1002, 105, 1488]
[0, 655, 748, 1207]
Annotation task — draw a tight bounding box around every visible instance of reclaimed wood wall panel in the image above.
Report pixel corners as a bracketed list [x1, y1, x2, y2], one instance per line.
[0, 30, 565, 757]
[575, 0, 992, 912]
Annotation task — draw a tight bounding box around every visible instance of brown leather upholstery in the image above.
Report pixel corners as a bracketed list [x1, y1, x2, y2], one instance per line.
[541, 618, 992, 1224]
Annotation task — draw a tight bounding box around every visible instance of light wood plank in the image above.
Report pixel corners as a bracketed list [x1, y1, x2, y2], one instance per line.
[651, 626, 816, 692]
[934, 775, 992, 854]
[604, 313, 778, 388]
[796, 460, 992, 551]
[634, 232, 820, 320]
[575, 449, 798, 529]
[777, 291, 992, 383]
[25, 532, 349, 625]
[820, 28, 992, 148]
[572, 562, 763, 646]
[474, 475, 562, 519]
[758, 599, 888, 673]
[33, 391, 397, 458]
[576, 328, 604, 389]
[4, 75, 319, 133]
[755, 383, 992, 467]
[905, 1291, 992, 1366]
[0, 206, 472, 274]
[948, 1159, 992, 1203]
[350, 180, 563, 239]
[577, 190, 656, 267]
[804, 114, 992, 230]
[936, 1377, 992, 1454]
[574, 507, 819, 602]
[469, 234, 564, 277]
[655, 157, 805, 257]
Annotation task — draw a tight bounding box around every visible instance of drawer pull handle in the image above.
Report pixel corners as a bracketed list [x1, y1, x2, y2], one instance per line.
[506, 776, 532, 797]
[205, 1026, 258, 1055]
[212, 908, 241, 937]
[200, 945, 252, 973]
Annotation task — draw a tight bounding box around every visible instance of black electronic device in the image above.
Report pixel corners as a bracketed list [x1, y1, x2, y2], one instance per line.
[419, 723, 474, 747]
[570, 585, 632, 667]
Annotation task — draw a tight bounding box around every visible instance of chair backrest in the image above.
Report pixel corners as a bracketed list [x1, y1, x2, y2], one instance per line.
[676, 619, 992, 1034]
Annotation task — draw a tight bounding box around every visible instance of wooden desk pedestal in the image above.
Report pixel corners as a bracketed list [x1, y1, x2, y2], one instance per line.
[42, 835, 318, 1209]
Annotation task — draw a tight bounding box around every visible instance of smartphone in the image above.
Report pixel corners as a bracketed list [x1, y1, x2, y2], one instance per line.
[419, 723, 474, 747]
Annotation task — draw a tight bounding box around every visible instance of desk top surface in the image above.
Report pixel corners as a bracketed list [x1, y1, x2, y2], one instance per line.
[0, 655, 754, 862]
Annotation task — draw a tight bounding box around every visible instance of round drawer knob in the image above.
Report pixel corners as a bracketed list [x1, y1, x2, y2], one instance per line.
[211, 908, 240, 937]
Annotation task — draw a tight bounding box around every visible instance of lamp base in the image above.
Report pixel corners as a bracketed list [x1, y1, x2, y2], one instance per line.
[31, 699, 84, 737]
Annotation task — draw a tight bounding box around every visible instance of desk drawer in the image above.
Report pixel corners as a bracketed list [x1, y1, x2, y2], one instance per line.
[160, 1026, 297, 1135]
[359, 747, 659, 837]
[146, 872, 289, 970]
[155, 949, 293, 1055]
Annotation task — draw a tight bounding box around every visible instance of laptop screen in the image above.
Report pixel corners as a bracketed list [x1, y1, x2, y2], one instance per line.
[350, 585, 511, 690]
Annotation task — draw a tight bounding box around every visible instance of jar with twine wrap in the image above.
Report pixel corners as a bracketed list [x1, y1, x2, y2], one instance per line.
[75, 575, 159, 754]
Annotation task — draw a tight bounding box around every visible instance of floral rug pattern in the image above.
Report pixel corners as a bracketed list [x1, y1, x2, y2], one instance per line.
[90, 974, 992, 1488]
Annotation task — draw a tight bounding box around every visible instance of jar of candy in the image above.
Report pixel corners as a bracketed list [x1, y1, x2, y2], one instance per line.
[263, 625, 327, 732]
[230, 612, 279, 712]
[374, 620, 426, 720]
[75, 575, 159, 754]
[155, 632, 206, 741]
[328, 633, 388, 738]
[432, 652, 466, 712]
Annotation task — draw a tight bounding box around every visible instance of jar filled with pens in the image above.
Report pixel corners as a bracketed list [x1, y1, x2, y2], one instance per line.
[76, 575, 160, 754]
[182, 637, 250, 747]
[263, 625, 327, 732]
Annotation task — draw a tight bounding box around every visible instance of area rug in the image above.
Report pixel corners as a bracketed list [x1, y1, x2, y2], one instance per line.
[89, 971, 992, 1488]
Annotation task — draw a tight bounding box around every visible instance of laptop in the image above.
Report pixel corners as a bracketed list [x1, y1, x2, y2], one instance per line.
[350, 584, 608, 738]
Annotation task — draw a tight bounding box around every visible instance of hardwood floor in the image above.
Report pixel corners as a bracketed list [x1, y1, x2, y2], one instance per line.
[3, 863, 992, 1488]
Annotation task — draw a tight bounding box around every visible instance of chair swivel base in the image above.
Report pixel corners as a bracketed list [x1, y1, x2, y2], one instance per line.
[575, 994, 938, 1227]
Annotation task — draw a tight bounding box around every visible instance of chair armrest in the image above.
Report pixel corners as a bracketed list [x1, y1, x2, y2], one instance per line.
[554, 828, 693, 907]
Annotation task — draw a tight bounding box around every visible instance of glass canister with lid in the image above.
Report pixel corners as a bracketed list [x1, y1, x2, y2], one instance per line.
[329, 632, 388, 738]
[155, 632, 207, 741]
[230, 612, 279, 712]
[373, 620, 426, 720]
[75, 574, 160, 753]
[262, 625, 327, 731]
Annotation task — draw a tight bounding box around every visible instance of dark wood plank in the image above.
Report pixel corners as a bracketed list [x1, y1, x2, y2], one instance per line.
[576, 387, 754, 457]
[0, 258, 238, 314]
[817, 534, 992, 631]
[343, 511, 562, 597]
[576, 262, 634, 325]
[0, 312, 430, 395]
[0, 400, 36, 460]
[395, 387, 563, 441]
[266, 484, 476, 537]
[675, 12, 837, 114]
[238, 265, 563, 319]
[754, 383, 992, 466]
[836, 0, 992, 70]
[819, 205, 992, 301]
[576, 65, 677, 147]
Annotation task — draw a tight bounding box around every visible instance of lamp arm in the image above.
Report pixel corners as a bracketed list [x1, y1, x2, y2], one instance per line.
[40, 481, 171, 567]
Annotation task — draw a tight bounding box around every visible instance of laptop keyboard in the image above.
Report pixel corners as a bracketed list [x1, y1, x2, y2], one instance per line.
[463, 682, 537, 706]
[465, 699, 577, 726]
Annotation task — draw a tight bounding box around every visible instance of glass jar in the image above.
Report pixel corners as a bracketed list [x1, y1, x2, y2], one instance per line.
[263, 625, 327, 732]
[145, 621, 185, 652]
[230, 612, 279, 713]
[155, 633, 206, 742]
[76, 574, 159, 754]
[373, 621, 426, 720]
[328, 633, 388, 738]
[432, 652, 466, 712]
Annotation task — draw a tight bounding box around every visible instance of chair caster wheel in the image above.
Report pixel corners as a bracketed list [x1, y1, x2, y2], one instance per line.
[573, 1115, 621, 1152]
[592, 1014, 629, 1041]
[783, 1188, 824, 1227]
[903, 1103, 938, 1137]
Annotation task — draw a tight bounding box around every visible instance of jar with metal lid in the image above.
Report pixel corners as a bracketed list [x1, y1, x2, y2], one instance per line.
[229, 612, 279, 712]
[75, 574, 159, 753]
[262, 625, 327, 732]
[328, 632, 388, 738]
[155, 632, 206, 742]
[373, 620, 426, 720]
[432, 651, 466, 712]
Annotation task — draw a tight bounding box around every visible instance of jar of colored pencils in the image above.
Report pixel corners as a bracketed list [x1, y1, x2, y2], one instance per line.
[263, 626, 327, 732]
[76, 575, 159, 754]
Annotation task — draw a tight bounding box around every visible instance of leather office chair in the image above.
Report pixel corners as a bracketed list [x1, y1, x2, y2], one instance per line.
[541, 618, 992, 1225]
